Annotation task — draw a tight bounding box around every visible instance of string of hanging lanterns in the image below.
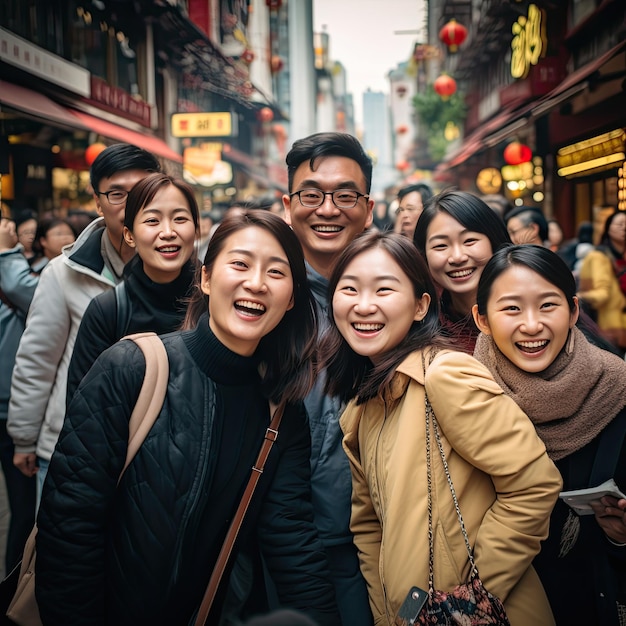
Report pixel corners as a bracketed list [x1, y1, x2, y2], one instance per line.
[433, 18, 467, 99]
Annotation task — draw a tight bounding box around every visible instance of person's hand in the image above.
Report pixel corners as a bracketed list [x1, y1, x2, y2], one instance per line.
[591, 495, 626, 545]
[0, 218, 17, 251]
[13, 452, 38, 478]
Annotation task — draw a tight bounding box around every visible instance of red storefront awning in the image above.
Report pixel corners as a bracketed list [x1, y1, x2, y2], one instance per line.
[0, 80, 81, 129]
[69, 110, 182, 163]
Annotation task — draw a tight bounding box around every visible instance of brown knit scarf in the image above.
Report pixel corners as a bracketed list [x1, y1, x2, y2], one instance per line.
[474, 326, 626, 460]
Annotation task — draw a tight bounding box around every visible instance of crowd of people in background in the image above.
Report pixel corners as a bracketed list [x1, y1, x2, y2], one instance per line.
[0, 134, 624, 626]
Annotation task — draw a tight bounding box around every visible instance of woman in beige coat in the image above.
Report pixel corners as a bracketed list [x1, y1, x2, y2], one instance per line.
[320, 231, 562, 626]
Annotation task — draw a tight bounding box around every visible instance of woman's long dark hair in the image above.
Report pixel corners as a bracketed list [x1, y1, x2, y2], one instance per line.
[320, 230, 454, 404]
[182, 210, 318, 403]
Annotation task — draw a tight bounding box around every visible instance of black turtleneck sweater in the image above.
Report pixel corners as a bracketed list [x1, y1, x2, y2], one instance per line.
[67, 255, 197, 403]
[173, 315, 273, 620]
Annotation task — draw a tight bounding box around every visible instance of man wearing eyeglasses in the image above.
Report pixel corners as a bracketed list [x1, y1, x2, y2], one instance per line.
[8, 144, 160, 501]
[393, 182, 433, 238]
[282, 132, 374, 625]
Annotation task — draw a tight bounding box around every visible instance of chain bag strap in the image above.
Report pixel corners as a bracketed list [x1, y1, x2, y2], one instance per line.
[417, 351, 510, 626]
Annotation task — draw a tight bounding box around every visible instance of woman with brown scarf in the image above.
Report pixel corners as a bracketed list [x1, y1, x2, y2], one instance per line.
[472, 244, 626, 626]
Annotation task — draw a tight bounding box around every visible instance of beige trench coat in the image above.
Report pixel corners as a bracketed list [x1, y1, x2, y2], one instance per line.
[340, 349, 562, 626]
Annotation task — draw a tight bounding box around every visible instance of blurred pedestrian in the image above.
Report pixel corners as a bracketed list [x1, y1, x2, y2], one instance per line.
[8, 144, 160, 503]
[578, 210, 626, 352]
[31, 217, 76, 272]
[195, 210, 214, 262]
[547, 218, 565, 253]
[0, 217, 37, 573]
[505, 206, 548, 245]
[372, 200, 393, 232]
[393, 182, 432, 238]
[13, 209, 38, 266]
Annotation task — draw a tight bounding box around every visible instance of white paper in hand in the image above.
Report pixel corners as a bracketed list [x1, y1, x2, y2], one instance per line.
[559, 478, 626, 515]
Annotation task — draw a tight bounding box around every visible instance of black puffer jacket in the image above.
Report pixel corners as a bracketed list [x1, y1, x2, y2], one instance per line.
[35, 318, 340, 626]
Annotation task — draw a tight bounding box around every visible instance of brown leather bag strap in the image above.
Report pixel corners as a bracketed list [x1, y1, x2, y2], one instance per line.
[194, 401, 285, 626]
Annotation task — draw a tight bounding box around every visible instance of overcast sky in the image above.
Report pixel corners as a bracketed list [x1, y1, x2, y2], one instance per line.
[313, 0, 427, 130]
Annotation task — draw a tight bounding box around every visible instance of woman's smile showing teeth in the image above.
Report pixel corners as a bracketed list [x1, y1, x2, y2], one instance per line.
[447, 268, 474, 279]
[516, 339, 549, 354]
[234, 300, 266, 317]
[352, 322, 384, 334]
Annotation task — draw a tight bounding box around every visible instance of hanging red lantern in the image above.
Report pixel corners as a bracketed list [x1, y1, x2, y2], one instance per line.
[396, 160, 410, 172]
[433, 74, 457, 99]
[270, 55, 284, 73]
[257, 107, 274, 123]
[439, 19, 468, 53]
[240, 49, 255, 64]
[503, 141, 532, 165]
[396, 85, 407, 97]
[266, 0, 282, 8]
[85, 142, 107, 167]
[396, 125, 409, 135]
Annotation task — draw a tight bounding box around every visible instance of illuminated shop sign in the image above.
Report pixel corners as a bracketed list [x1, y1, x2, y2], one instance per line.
[171, 112, 236, 138]
[557, 129, 626, 178]
[511, 4, 546, 79]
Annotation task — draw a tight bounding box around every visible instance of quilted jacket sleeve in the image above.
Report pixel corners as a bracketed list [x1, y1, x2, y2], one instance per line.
[66, 290, 117, 406]
[35, 340, 145, 626]
[256, 402, 341, 625]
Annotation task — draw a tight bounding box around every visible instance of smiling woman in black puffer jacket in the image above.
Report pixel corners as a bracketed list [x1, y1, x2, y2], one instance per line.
[35, 211, 340, 626]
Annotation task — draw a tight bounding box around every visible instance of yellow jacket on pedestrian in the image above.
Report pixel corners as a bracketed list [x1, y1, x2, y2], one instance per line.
[579, 249, 626, 346]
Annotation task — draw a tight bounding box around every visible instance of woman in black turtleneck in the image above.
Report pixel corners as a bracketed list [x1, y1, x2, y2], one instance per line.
[36, 210, 340, 626]
[67, 173, 199, 403]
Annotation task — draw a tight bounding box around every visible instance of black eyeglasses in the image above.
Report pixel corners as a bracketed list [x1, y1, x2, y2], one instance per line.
[96, 189, 129, 205]
[290, 188, 369, 210]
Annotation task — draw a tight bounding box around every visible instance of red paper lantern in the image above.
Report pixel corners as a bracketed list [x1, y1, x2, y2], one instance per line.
[503, 142, 532, 165]
[396, 160, 410, 172]
[439, 19, 468, 53]
[85, 142, 107, 167]
[396, 125, 409, 135]
[241, 49, 255, 64]
[257, 107, 274, 123]
[433, 74, 457, 99]
[270, 55, 284, 73]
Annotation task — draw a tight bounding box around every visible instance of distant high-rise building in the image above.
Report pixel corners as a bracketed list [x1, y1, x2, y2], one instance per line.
[362, 89, 395, 195]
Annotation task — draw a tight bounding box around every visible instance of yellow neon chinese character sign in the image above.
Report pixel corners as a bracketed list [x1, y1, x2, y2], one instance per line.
[511, 4, 547, 79]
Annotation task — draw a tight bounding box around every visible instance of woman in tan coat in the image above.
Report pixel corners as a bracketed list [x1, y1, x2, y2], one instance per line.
[320, 231, 562, 626]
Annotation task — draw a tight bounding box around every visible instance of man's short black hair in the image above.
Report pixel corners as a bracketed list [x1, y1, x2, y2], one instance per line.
[285, 132, 373, 193]
[90, 143, 161, 193]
